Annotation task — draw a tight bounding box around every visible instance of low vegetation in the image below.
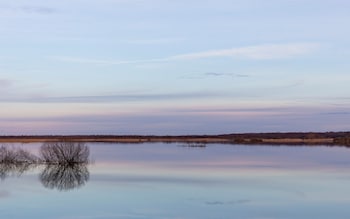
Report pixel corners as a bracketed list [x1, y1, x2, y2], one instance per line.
[0, 142, 90, 191]
[40, 142, 89, 165]
[0, 132, 349, 145]
[334, 137, 350, 145]
[0, 146, 38, 164]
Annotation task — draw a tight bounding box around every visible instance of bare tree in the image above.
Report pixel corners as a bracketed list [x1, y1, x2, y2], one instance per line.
[0, 145, 38, 164]
[0, 142, 90, 191]
[40, 142, 89, 164]
[38, 142, 90, 190]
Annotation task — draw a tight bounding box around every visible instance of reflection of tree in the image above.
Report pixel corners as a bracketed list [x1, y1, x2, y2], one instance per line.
[0, 142, 90, 191]
[40, 163, 89, 191]
[180, 143, 206, 148]
[39, 142, 90, 191]
[0, 145, 39, 180]
[0, 162, 37, 180]
[0, 145, 38, 164]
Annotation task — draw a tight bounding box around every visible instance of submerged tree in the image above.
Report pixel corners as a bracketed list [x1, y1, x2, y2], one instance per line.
[0, 145, 38, 164]
[40, 142, 90, 165]
[39, 142, 90, 191]
[0, 145, 39, 180]
[0, 142, 90, 191]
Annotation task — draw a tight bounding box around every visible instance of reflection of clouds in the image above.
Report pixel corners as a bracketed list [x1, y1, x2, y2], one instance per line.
[40, 164, 89, 191]
[56, 212, 155, 219]
[0, 190, 10, 198]
[92, 144, 350, 174]
[93, 174, 226, 186]
[205, 200, 251, 205]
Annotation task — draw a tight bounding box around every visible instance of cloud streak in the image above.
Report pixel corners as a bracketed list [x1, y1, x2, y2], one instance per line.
[1, 105, 349, 135]
[171, 43, 321, 60]
[51, 56, 168, 65]
[0, 92, 223, 103]
[52, 42, 321, 65]
[204, 72, 250, 77]
[0, 79, 13, 88]
[18, 6, 57, 14]
[0, 5, 57, 14]
[180, 72, 250, 79]
[123, 37, 185, 45]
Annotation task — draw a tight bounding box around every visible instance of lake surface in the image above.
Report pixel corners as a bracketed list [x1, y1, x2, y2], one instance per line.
[1, 142, 350, 219]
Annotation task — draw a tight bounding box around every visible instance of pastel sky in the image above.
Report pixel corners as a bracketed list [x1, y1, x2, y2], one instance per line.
[1, 0, 350, 134]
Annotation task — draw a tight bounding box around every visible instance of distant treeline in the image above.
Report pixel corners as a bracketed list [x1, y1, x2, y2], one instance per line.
[0, 132, 349, 139]
[218, 131, 350, 139]
[0, 132, 350, 146]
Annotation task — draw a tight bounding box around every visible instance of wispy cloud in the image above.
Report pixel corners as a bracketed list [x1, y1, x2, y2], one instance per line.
[0, 6, 57, 15]
[204, 72, 250, 77]
[52, 43, 322, 65]
[1, 105, 350, 135]
[0, 79, 13, 88]
[170, 43, 321, 60]
[0, 92, 223, 103]
[51, 56, 167, 65]
[323, 111, 350, 115]
[123, 37, 185, 45]
[18, 6, 57, 14]
[180, 72, 250, 79]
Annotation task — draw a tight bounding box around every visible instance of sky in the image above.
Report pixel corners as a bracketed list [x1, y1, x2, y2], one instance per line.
[0, 0, 350, 135]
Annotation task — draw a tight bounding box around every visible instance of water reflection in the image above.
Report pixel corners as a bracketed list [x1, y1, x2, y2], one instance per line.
[40, 163, 89, 191]
[0, 142, 90, 191]
[0, 162, 37, 180]
[0, 145, 39, 180]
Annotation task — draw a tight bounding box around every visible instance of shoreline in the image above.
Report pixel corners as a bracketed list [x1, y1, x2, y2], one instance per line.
[0, 132, 349, 145]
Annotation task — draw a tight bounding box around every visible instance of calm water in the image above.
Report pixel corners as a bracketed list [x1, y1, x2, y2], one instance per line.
[1, 143, 350, 219]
